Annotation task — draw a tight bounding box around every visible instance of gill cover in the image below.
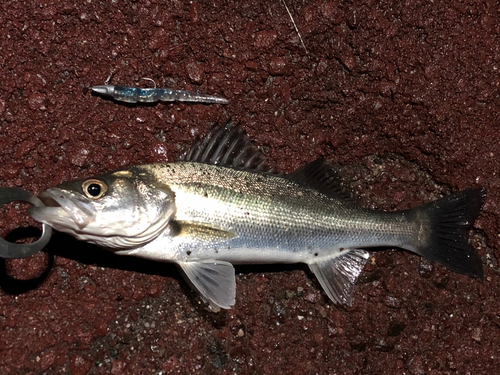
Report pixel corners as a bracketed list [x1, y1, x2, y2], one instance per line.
[30, 168, 176, 249]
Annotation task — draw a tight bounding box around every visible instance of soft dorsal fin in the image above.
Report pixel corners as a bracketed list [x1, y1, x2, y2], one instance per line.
[179, 120, 273, 172]
[287, 159, 355, 203]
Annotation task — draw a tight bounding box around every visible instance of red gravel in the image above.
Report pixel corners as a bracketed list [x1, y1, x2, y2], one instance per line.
[1, 1, 499, 374]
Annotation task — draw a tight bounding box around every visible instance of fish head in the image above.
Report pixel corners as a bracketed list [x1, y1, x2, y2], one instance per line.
[29, 168, 176, 249]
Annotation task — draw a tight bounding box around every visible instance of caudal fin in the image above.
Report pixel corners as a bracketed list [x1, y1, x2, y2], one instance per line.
[411, 188, 486, 278]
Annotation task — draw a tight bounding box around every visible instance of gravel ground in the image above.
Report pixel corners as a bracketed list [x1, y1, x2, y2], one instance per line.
[1, 0, 499, 374]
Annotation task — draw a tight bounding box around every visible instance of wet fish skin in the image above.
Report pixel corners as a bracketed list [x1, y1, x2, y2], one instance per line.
[29, 122, 485, 310]
[31, 170, 176, 249]
[127, 161, 423, 264]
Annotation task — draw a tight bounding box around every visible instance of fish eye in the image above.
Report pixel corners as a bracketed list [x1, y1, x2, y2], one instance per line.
[82, 179, 108, 199]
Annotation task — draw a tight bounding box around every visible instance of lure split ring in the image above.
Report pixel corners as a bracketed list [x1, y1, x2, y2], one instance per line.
[0, 187, 52, 259]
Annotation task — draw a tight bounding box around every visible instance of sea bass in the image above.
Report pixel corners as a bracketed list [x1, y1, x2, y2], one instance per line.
[30, 122, 485, 310]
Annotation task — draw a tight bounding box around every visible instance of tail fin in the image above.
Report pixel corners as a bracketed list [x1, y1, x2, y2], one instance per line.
[411, 188, 486, 278]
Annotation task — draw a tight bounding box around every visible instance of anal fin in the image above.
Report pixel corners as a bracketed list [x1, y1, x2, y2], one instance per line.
[308, 249, 369, 306]
[178, 260, 236, 311]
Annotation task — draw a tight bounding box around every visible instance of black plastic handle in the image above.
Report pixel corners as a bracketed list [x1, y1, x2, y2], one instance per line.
[0, 187, 52, 258]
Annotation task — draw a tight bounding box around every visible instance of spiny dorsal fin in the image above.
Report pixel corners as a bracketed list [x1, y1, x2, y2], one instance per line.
[287, 159, 355, 203]
[179, 119, 273, 172]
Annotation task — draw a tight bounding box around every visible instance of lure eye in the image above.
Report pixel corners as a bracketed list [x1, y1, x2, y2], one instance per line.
[82, 179, 108, 199]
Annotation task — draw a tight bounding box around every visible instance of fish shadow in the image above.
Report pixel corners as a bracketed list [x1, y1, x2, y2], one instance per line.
[0, 229, 301, 321]
[0, 228, 181, 295]
[0, 227, 54, 294]
[0, 227, 386, 314]
[0, 228, 302, 312]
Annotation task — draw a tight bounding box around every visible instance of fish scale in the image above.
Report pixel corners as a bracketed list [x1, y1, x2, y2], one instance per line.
[142, 162, 421, 261]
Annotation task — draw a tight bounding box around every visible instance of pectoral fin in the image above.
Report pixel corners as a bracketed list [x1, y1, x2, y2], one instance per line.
[308, 249, 369, 306]
[175, 221, 236, 242]
[178, 260, 236, 310]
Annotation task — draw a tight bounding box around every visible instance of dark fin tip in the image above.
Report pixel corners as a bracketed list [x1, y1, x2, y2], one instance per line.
[287, 159, 356, 203]
[415, 188, 486, 279]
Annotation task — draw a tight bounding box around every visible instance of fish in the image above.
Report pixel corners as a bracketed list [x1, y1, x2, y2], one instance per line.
[29, 121, 486, 310]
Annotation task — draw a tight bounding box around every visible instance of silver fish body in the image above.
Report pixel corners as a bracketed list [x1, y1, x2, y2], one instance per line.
[30, 122, 485, 310]
[126, 162, 420, 264]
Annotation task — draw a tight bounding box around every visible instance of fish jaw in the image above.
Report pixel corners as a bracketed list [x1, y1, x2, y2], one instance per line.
[30, 188, 97, 230]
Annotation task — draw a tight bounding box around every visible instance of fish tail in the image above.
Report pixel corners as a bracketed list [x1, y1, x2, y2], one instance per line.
[410, 188, 486, 278]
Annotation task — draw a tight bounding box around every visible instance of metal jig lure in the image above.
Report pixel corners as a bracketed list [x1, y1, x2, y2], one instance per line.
[91, 78, 229, 104]
[0, 188, 52, 258]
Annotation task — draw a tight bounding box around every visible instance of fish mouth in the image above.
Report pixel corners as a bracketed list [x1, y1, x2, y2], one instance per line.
[30, 188, 97, 229]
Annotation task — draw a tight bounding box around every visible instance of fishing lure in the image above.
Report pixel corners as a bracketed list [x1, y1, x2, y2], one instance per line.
[0, 188, 52, 259]
[92, 78, 229, 105]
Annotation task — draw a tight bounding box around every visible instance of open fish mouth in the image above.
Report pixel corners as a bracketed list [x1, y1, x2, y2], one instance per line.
[30, 188, 97, 229]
